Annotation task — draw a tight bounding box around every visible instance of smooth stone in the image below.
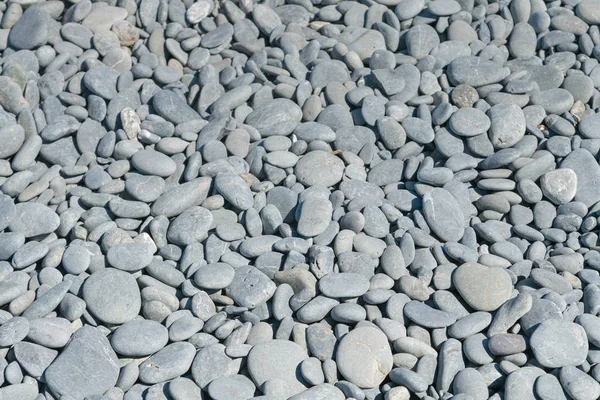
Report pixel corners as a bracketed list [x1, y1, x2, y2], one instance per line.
[561, 149, 600, 207]
[83, 66, 119, 100]
[110, 319, 169, 357]
[318, 272, 370, 298]
[336, 326, 393, 388]
[295, 150, 344, 187]
[151, 177, 212, 218]
[448, 56, 509, 87]
[13, 341, 57, 378]
[208, 375, 256, 400]
[560, 366, 600, 400]
[422, 187, 465, 242]
[453, 262, 513, 311]
[404, 301, 457, 328]
[530, 319, 588, 368]
[82, 6, 128, 33]
[26, 317, 71, 348]
[106, 242, 153, 271]
[82, 268, 141, 324]
[8, 6, 50, 50]
[193, 263, 235, 290]
[448, 108, 490, 137]
[488, 104, 526, 149]
[139, 342, 196, 384]
[191, 344, 234, 389]
[225, 265, 277, 309]
[8, 202, 59, 238]
[0, 317, 29, 347]
[245, 98, 303, 137]
[214, 172, 254, 210]
[0, 124, 25, 159]
[167, 206, 213, 245]
[131, 149, 177, 177]
[247, 340, 309, 398]
[540, 168, 577, 205]
[288, 384, 345, 400]
[0, 195, 16, 232]
[44, 326, 119, 399]
[152, 90, 201, 125]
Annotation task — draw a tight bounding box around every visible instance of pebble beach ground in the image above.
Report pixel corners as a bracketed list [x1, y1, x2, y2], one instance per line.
[1, 0, 600, 399]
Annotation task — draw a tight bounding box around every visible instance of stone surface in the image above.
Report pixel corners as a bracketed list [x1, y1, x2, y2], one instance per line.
[422, 188, 465, 242]
[45, 326, 119, 399]
[336, 326, 393, 388]
[247, 340, 309, 397]
[82, 268, 141, 324]
[453, 262, 513, 311]
[530, 319, 588, 368]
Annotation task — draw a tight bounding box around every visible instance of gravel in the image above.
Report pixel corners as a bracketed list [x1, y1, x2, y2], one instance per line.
[0, 0, 598, 398]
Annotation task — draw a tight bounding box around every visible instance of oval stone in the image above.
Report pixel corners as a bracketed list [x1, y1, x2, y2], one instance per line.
[336, 327, 393, 388]
[82, 268, 141, 324]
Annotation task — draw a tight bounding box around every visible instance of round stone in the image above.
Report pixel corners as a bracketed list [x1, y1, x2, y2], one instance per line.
[8, 6, 50, 50]
[131, 149, 177, 177]
[318, 273, 370, 298]
[0, 124, 25, 159]
[247, 340, 309, 398]
[336, 326, 393, 388]
[110, 319, 169, 357]
[540, 168, 578, 205]
[167, 206, 213, 245]
[44, 326, 119, 399]
[106, 242, 153, 271]
[577, 0, 600, 24]
[245, 98, 302, 137]
[8, 203, 60, 238]
[448, 108, 490, 137]
[187, 0, 214, 23]
[530, 319, 588, 368]
[139, 342, 197, 384]
[453, 262, 513, 311]
[294, 150, 344, 187]
[225, 265, 277, 309]
[82, 268, 141, 324]
[194, 263, 235, 290]
[214, 173, 254, 211]
[208, 375, 256, 400]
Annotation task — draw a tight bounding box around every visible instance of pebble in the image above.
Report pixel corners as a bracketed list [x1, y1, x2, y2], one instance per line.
[131, 148, 177, 177]
[214, 172, 254, 210]
[0, 317, 29, 347]
[247, 340, 309, 398]
[226, 265, 277, 309]
[139, 342, 196, 384]
[246, 99, 302, 137]
[530, 319, 588, 368]
[8, 203, 60, 238]
[560, 366, 600, 400]
[488, 104, 526, 149]
[110, 319, 169, 357]
[448, 57, 509, 87]
[336, 326, 393, 388]
[82, 268, 141, 324]
[453, 262, 513, 311]
[8, 6, 50, 50]
[422, 188, 465, 242]
[449, 108, 490, 137]
[26, 317, 71, 348]
[45, 326, 119, 399]
[540, 169, 578, 205]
